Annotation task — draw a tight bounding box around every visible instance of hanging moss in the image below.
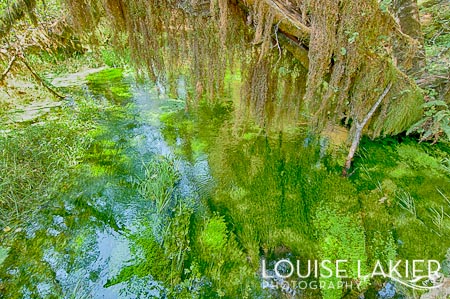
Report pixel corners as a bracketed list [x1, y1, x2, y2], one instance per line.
[62, 0, 424, 139]
[0, 0, 37, 39]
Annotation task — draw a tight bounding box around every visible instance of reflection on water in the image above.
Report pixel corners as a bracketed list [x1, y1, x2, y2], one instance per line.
[0, 69, 449, 299]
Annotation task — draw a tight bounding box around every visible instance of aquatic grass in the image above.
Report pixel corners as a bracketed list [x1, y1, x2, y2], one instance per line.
[429, 206, 449, 236]
[136, 156, 180, 213]
[68, 279, 92, 299]
[160, 100, 450, 297]
[163, 202, 193, 284]
[0, 117, 94, 228]
[428, 189, 450, 236]
[396, 190, 417, 217]
[314, 207, 369, 299]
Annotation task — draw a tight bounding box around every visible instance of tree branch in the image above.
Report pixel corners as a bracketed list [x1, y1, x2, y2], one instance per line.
[19, 56, 65, 99]
[0, 55, 17, 83]
[263, 0, 311, 42]
[239, 0, 311, 44]
[342, 83, 393, 176]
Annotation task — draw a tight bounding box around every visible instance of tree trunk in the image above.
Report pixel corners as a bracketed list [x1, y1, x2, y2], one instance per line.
[392, 0, 426, 74]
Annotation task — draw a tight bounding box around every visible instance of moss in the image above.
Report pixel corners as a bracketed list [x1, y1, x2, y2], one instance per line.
[351, 136, 450, 264]
[376, 86, 424, 136]
[314, 208, 368, 277]
[105, 232, 170, 287]
[397, 144, 444, 173]
[110, 86, 132, 98]
[85, 68, 123, 84]
[200, 215, 228, 254]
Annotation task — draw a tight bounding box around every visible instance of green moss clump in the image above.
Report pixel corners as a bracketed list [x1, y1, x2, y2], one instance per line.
[86, 68, 124, 84]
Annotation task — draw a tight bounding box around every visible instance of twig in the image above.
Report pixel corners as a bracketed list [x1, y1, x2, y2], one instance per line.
[342, 83, 392, 176]
[272, 18, 285, 64]
[18, 55, 65, 99]
[0, 55, 16, 82]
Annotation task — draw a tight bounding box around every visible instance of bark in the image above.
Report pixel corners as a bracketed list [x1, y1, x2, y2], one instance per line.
[392, 0, 426, 74]
[234, 0, 310, 68]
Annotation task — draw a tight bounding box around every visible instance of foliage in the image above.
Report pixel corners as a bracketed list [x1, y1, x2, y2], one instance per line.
[407, 99, 450, 143]
[60, 0, 424, 140]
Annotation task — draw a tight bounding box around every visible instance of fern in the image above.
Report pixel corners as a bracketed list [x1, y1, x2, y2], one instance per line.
[407, 99, 450, 143]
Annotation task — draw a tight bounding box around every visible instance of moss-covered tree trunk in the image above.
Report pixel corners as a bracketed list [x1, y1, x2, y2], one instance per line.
[392, 0, 426, 74]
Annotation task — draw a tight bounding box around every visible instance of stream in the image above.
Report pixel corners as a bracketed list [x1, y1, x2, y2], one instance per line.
[1, 68, 449, 299]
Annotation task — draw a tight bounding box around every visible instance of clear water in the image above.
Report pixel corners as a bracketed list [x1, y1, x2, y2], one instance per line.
[1, 69, 449, 299]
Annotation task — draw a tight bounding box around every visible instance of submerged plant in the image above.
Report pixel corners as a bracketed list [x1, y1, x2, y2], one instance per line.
[136, 156, 180, 213]
[428, 189, 450, 236]
[163, 202, 193, 284]
[0, 108, 95, 227]
[396, 190, 417, 217]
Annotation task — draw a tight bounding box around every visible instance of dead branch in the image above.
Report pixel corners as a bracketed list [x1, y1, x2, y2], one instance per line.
[0, 55, 17, 82]
[342, 83, 393, 177]
[18, 55, 65, 99]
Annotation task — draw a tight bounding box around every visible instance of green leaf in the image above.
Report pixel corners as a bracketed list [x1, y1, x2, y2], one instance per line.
[434, 110, 450, 122]
[340, 47, 347, 56]
[407, 118, 428, 135]
[442, 125, 450, 140]
[422, 100, 448, 109]
[423, 129, 435, 140]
